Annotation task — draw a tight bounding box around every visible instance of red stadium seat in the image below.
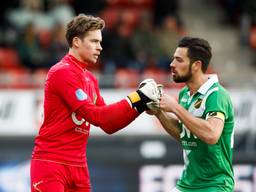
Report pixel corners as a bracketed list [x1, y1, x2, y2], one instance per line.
[0, 68, 33, 89]
[107, 0, 153, 9]
[38, 30, 52, 48]
[133, 0, 154, 9]
[120, 8, 141, 31]
[32, 68, 48, 88]
[106, 0, 131, 8]
[114, 69, 140, 88]
[249, 26, 256, 49]
[0, 48, 22, 70]
[142, 68, 168, 86]
[99, 8, 120, 29]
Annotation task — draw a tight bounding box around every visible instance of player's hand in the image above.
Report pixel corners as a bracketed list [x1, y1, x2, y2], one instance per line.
[159, 93, 178, 112]
[127, 79, 162, 113]
[138, 79, 162, 101]
[146, 101, 161, 115]
[145, 84, 163, 115]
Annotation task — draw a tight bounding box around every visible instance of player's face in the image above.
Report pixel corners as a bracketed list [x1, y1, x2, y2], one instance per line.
[77, 30, 103, 64]
[170, 47, 193, 83]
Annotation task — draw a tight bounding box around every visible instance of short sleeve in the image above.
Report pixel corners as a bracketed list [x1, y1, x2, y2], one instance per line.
[204, 89, 228, 120]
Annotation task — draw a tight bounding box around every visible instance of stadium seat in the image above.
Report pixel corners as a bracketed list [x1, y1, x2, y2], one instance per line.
[249, 26, 256, 49]
[0, 68, 32, 89]
[38, 30, 52, 48]
[114, 69, 140, 88]
[32, 68, 48, 88]
[142, 68, 169, 86]
[120, 8, 141, 31]
[0, 48, 22, 70]
[99, 8, 120, 29]
[106, 0, 131, 8]
[133, 0, 154, 9]
[107, 0, 153, 9]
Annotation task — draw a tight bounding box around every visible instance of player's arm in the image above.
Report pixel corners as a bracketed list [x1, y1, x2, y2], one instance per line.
[76, 99, 137, 134]
[181, 109, 224, 145]
[145, 87, 180, 141]
[167, 103, 224, 144]
[160, 93, 224, 144]
[77, 79, 161, 134]
[155, 111, 180, 141]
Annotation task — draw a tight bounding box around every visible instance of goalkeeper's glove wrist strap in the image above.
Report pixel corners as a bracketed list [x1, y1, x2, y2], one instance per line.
[127, 91, 141, 104]
[127, 91, 150, 113]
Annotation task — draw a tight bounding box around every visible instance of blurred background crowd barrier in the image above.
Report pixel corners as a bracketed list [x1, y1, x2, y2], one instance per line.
[0, 0, 256, 191]
[0, 89, 256, 192]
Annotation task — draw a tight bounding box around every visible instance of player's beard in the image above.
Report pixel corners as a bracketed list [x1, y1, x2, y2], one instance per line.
[173, 63, 193, 83]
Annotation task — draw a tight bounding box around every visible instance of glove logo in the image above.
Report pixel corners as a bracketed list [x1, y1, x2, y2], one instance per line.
[76, 89, 87, 101]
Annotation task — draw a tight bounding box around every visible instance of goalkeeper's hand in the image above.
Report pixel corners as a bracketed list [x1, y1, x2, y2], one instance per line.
[127, 79, 162, 113]
[146, 84, 163, 115]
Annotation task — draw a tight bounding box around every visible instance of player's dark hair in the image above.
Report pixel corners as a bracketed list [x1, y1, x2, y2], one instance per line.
[66, 14, 105, 47]
[178, 36, 212, 73]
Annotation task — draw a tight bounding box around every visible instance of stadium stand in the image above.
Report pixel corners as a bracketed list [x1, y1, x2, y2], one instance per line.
[0, 0, 255, 89]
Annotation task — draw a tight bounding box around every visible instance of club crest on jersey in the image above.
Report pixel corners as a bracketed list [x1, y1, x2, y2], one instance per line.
[75, 89, 87, 101]
[194, 98, 202, 109]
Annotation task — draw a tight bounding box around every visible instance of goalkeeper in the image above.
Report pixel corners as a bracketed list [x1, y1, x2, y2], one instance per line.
[30, 14, 161, 192]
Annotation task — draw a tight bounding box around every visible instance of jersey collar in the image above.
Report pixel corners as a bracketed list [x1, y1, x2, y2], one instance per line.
[197, 74, 219, 95]
[64, 54, 88, 70]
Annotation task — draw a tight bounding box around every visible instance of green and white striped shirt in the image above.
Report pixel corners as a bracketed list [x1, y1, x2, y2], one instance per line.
[176, 75, 235, 192]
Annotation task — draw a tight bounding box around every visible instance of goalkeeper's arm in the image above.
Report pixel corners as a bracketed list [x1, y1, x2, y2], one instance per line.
[76, 79, 160, 134]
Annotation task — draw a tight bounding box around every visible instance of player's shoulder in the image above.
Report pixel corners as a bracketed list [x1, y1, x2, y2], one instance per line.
[48, 61, 76, 77]
[207, 83, 232, 103]
[51, 60, 74, 71]
[85, 69, 98, 84]
[211, 83, 229, 96]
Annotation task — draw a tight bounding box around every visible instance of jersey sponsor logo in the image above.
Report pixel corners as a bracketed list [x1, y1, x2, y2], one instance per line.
[180, 125, 198, 149]
[180, 97, 188, 103]
[75, 89, 87, 101]
[180, 125, 197, 139]
[71, 112, 90, 135]
[72, 112, 85, 125]
[181, 140, 197, 147]
[71, 112, 90, 126]
[75, 127, 89, 135]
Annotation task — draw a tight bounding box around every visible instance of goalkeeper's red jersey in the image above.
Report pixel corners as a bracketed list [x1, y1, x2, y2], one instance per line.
[32, 54, 138, 166]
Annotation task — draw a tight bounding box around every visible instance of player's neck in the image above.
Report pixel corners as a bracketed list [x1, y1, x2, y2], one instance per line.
[68, 49, 88, 69]
[187, 74, 208, 96]
[68, 49, 84, 64]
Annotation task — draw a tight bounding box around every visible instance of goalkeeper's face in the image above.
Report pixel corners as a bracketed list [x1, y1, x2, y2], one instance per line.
[170, 47, 193, 83]
[75, 30, 103, 64]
